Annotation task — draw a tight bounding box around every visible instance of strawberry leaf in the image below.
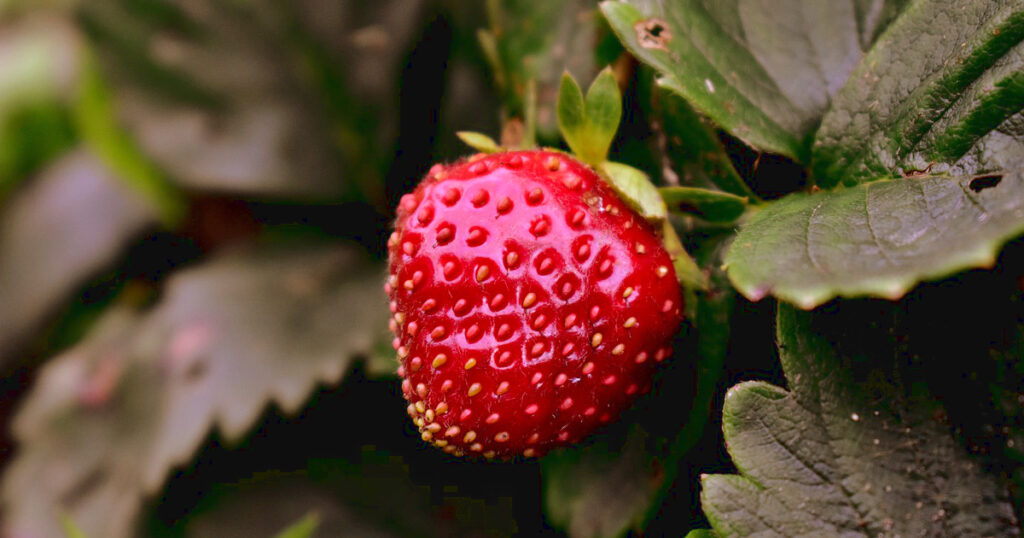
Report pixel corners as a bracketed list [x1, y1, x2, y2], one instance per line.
[814, 0, 1024, 187]
[650, 86, 754, 200]
[0, 149, 157, 370]
[701, 304, 1019, 536]
[456, 131, 502, 154]
[724, 0, 1024, 308]
[602, 0, 906, 162]
[660, 187, 747, 223]
[1, 243, 388, 538]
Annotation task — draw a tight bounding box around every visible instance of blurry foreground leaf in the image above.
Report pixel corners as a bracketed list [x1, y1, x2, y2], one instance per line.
[544, 428, 658, 538]
[60, 515, 89, 538]
[272, 512, 320, 538]
[77, 0, 356, 199]
[701, 305, 1019, 535]
[0, 148, 157, 370]
[2, 243, 388, 538]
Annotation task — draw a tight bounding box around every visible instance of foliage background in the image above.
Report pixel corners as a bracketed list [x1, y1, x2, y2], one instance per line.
[0, 0, 1021, 537]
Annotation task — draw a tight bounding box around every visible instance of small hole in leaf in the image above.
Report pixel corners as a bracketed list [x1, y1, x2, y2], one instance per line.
[969, 174, 1002, 192]
[634, 18, 672, 51]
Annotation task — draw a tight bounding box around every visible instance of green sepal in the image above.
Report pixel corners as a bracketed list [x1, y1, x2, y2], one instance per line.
[456, 131, 502, 154]
[557, 67, 622, 166]
[660, 186, 749, 223]
[598, 161, 668, 223]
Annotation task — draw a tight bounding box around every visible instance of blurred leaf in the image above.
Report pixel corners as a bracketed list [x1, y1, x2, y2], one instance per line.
[701, 305, 1019, 536]
[660, 186, 747, 223]
[544, 428, 658, 538]
[651, 86, 753, 199]
[683, 531, 717, 538]
[0, 148, 157, 369]
[598, 161, 666, 222]
[184, 472, 399, 538]
[480, 0, 604, 138]
[602, 0, 906, 161]
[73, 53, 186, 225]
[2, 243, 389, 538]
[75, 0, 421, 201]
[0, 15, 81, 116]
[814, 0, 1024, 187]
[0, 16, 81, 198]
[273, 512, 320, 538]
[60, 515, 89, 538]
[456, 131, 502, 154]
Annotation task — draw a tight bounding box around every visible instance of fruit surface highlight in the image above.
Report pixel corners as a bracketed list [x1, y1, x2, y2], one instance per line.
[386, 150, 682, 458]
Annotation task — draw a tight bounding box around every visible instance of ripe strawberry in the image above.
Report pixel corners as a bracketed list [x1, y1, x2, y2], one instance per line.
[385, 150, 682, 459]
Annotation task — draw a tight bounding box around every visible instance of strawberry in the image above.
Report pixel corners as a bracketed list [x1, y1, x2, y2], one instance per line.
[385, 150, 683, 459]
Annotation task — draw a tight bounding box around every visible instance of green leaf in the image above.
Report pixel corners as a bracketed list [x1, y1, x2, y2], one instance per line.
[456, 131, 502, 154]
[651, 86, 754, 199]
[544, 427, 660, 538]
[724, 170, 1024, 308]
[0, 149, 157, 370]
[814, 0, 1024, 186]
[660, 187, 747, 223]
[272, 513, 320, 538]
[602, 0, 905, 161]
[598, 161, 667, 222]
[1, 243, 389, 538]
[701, 304, 1019, 536]
[683, 531, 718, 538]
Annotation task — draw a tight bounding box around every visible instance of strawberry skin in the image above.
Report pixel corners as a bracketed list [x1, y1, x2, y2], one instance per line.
[386, 150, 682, 459]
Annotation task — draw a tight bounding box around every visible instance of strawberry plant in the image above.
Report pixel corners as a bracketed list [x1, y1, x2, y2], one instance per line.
[0, 0, 1021, 537]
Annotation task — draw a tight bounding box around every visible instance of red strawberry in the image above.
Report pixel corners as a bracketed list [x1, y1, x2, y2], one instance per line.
[385, 150, 682, 459]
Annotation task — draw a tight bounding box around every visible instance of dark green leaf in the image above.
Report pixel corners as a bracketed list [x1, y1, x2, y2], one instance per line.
[1, 243, 388, 538]
[456, 131, 502, 154]
[602, 0, 904, 161]
[0, 149, 157, 370]
[814, 0, 1024, 186]
[652, 86, 753, 199]
[663, 219, 707, 291]
[660, 186, 747, 223]
[724, 169, 1024, 308]
[701, 304, 1019, 536]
